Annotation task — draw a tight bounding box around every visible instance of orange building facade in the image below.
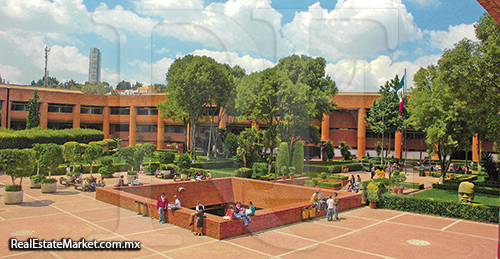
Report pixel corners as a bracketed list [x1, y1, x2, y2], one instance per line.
[0, 84, 486, 160]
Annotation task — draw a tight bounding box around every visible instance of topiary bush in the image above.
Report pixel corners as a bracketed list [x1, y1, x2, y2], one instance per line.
[235, 168, 253, 178]
[252, 162, 268, 175]
[291, 141, 304, 174]
[5, 184, 22, 192]
[276, 142, 290, 176]
[178, 154, 192, 170]
[159, 151, 176, 164]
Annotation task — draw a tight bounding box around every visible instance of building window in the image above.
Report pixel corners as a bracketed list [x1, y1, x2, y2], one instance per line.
[80, 123, 102, 130]
[47, 122, 73, 129]
[81, 106, 103, 114]
[11, 101, 29, 111]
[10, 120, 26, 130]
[137, 107, 158, 115]
[165, 125, 186, 134]
[115, 124, 129, 132]
[137, 124, 157, 133]
[110, 107, 130, 115]
[48, 104, 73, 113]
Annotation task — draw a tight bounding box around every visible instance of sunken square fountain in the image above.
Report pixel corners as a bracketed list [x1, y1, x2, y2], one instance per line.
[96, 177, 362, 239]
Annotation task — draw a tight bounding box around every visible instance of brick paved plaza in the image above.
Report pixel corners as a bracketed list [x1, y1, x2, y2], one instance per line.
[0, 172, 497, 259]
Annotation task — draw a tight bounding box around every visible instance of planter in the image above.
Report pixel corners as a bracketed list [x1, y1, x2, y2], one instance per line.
[398, 188, 404, 194]
[369, 202, 377, 209]
[30, 178, 41, 189]
[4, 191, 23, 205]
[290, 175, 295, 179]
[392, 188, 398, 194]
[41, 182, 57, 193]
[281, 175, 286, 180]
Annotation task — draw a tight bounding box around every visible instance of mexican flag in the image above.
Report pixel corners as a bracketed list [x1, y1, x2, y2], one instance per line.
[396, 75, 405, 115]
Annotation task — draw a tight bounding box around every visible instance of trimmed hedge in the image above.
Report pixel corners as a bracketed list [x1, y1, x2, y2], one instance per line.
[380, 194, 499, 223]
[191, 160, 236, 169]
[305, 163, 363, 173]
[304, 180, 342, 188]
[432, 182, 500, 196]
[0, 128, 104, 149]
[235, 168, 253, 178]
[402, 182, 425, 190]
[143, 162, 161, 175]
[327, 174, 349, 180]
[444, 174, 478, 183]
[252, 162, 268, 175]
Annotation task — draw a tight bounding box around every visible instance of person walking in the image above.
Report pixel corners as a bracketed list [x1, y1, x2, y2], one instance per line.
[333, 192, 339, 221]
[326, 196, 334, 221]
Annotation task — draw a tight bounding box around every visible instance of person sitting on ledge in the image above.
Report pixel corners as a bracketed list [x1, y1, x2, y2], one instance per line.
[246, 201, 256, 216]
[224, 205, 253, 226]
[169, 195, 181, 210]
[114, 175, 127, 187]
[130, 176, 142, 186]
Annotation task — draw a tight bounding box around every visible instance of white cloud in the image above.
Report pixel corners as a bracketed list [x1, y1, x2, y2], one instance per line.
[190, 49, 275, 73]
[406, 0, 440, 7]
[155, 47, 170, 54]
[326, 54, 440, 92]
[129, 57, 175, 84]
[282, 0, 422, 62]
[0, 62, 22, 83]
[426, 23, 477, 51]
[49, 45, 89, 75]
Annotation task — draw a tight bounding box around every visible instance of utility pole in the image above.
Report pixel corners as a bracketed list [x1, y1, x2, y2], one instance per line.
[44, 46, 51, 87]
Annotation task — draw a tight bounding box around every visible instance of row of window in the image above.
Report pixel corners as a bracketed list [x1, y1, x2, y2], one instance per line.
[9, 102, 159, 115]
[114, 124, 186, 133]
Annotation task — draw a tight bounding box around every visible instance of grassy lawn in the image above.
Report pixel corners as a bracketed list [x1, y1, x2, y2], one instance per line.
[411, 189, 499, 207]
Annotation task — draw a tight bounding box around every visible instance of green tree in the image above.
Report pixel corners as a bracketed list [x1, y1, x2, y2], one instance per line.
[365, 75, 405, 163]
[82, 144, 103, 176]
[159, 151, 175, 164]
[291, 141, 304, 174]
[141, 143, 157, 166]
[81, 81, 113, 95]
[33, 143, 63, 179]
[235, 127, 262, 168]
[159, 55, 233, 156]
[0, 149, 36, 187]
[31, 76, 59, 88]
[62, 142, 85, 172]
[119, 146, 137, 171]
[339, 141, 352, 160]
[223, 131, 239, 157]
[153, 83, 167, 93]
[407, 65, 473, 183]
[178, 154, 192, 170]
[116, 80, 132, 90]
[276, 142, 290, 177]
[26, 90, 41, 129]
[374, 141, 382, 158]
[321, 140, 335, 161]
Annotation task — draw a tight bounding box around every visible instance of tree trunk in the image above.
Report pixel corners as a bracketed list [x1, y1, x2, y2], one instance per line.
[207, 111, 214, 159]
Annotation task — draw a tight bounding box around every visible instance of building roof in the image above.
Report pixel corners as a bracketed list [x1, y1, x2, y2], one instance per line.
[0, 84, 84, 94]
[477, 0, 500, 25]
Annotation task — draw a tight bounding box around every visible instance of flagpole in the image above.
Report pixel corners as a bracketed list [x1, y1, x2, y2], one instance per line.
[404, 69, 408, 175]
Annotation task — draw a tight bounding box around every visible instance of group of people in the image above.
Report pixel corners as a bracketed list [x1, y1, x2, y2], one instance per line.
[224, 202, 255, 226]
[187, 171, 211, 181]
[347, 175, 362, 193]
[156, 194, 182, 223]
[114, 175, 142, 187]
[83, 176, 105, 191]
[311, 189, 340, 221]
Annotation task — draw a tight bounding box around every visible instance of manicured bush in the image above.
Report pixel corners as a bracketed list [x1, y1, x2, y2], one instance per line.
[5, 184, 22, 192]
[191, 160, 236, 169]
[291, 141, 304, 174]
[143, 163, 160, 175]
[40, 178, 57, 184]
[30, 174, 45, 184]
[305, 180, 341, 188]
[0, 128, 104, 149]
[276, 142, 290, 175]
[327, 175, 349, 180]
[380, 194, 499, 223]
[99, 157, 115, 177]
[235, 168, 253, 178]
[103, 150, 118, 156]
[159, 151, 176, 164]
[305, 163, 362, 174]
[280, 166, 289, 176]
[402, 182, 425, 190]
[253, 162, 268, 175]
[178, 154, 192, 170]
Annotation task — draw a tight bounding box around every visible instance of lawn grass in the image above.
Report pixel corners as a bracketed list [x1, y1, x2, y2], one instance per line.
[410, 188, 499, 207]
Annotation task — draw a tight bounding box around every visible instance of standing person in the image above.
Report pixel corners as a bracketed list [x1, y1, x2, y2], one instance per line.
[326, 196, 334, 221]
[207, 171, 212, 180]
[370, 166, 375, 179]
[194, 208, 204, 236]
[169, 195, 181, 210]
[388, 162, 393, 179]
[350, 175, 355, 186]
[66, 165, 71, 174]
[190, 200, 205, 227]
[355, 175, 361, 193]
[157, 193, 168, 224]
[333, 192, 339, 221]
[78, 165, 84, 175]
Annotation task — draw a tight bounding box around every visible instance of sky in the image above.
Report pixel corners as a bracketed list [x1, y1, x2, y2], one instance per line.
[0, 0, 487, 92]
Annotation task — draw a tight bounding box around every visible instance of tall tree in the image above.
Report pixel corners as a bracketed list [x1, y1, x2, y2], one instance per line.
[26, 90, 41, 129]
[159, 55, 233, 156]
[81, 81, 113, 95]
[115, 80, 132, 90]
[365, 75, 405, 164]
[407, 65, 473, 183]
[33, 143, 64, 179]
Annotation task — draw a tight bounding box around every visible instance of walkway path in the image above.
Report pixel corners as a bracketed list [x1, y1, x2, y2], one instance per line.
[0, 172, 497, 259]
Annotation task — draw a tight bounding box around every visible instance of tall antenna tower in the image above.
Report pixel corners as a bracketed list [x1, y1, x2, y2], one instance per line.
[44, 46, 51, 87]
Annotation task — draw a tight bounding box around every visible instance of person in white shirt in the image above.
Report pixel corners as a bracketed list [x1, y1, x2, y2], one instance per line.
[326, 196, 334, 221]
[169, 195, 181, 210]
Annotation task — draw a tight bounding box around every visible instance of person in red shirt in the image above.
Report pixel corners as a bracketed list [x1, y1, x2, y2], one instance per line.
[157, 193, 168, 224]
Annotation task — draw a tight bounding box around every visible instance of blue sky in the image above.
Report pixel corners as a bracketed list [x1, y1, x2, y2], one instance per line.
[0, 0, 486, 92]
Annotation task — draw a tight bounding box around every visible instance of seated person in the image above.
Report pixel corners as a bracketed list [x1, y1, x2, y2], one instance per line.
[114, 175, 127, 187]
[235, 202, 243, 214]
[96, 179, 105, 187]
[70, 174, 77, 183]
[130, 176, 142, 186]
[347, 184, 352, 192]
[169, 195, 181, 210]
[224, 205, 253, 226]
[246, 201, 256, 216]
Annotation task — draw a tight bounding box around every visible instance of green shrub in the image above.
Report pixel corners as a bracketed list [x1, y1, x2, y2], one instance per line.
[280, 166, 289, 176]
[402, 182, 425, 189]
[178, 154, 192, 170]
[319, 172, 327, 180]
[191, 160, 236, 169]
[289, 167, 296, 175]
[113, 163, 131, 173]
[5, 184, 22, 192]
[253, 162, 268, 175]
[30, 174, 45, 184]
[41, 178, 57, 184]
[98, 166, 114, 177]
[143, 163, 160, 175]
[276, 142, 290, 175]
[235, 168, 253, 178]
[159, 151, 176, 164]
[291, 141, 304, 173]
[0, 128, 104, 149]
[305, 180, 341, 188]
[327, 174, 349, 180]
[380, 194, 499, 223]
